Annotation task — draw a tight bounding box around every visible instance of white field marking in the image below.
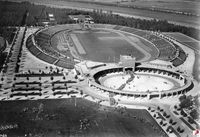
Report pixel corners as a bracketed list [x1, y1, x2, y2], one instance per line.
[70, 34, 86, 55]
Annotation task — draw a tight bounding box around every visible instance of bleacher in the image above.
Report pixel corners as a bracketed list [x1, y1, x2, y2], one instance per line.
[113, 25, 123, 30]
[179, 51, 187, 61]
[170, 48, 187, 67]
[26, 33, 74, 69]
[55, 59, 74, 69]
[131, 30, 148, 37]
[37, 52, 57, 64]
[115, 27, 176, 61]
[120, 27, 139, 33]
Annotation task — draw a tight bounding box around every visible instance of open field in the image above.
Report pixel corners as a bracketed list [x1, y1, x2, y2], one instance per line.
[3, 0, 200, 28]
[62, 0, 200, 15]
[70, 29, 148, 62]
[117, 0, 200, 15]
[0, 99, 167, 137]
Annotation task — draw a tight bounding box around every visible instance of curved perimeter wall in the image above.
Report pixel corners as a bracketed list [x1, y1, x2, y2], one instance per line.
[88, 67, 194, 99]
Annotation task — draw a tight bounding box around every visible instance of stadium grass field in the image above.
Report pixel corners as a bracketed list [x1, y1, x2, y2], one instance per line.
[51, 28, 158, 63]
[0, 99, 167, 137]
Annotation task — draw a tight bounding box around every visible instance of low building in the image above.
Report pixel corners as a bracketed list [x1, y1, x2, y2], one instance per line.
[69, 15, 94, 24]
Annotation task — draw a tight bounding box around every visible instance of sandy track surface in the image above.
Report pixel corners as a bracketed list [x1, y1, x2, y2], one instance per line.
[70, 33, 86, 54]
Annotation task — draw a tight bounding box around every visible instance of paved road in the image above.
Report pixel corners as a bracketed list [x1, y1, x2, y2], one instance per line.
[3, 0, 200, 29]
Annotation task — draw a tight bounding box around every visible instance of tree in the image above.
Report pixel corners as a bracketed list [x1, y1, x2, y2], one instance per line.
[80, 90, 83, 96]
[163, 112, 167, 117]
[190, 109, 199, 120]
[172, 121, 177, 125]
[188, 117, 194, 124]
[177, 126, 181, 133]
[179, 95, 193, 109]
[193, 95, 200, 108]
[180, 110, 187, 117]
[169, 119, 173, 124]
[159, 120, 163, 125]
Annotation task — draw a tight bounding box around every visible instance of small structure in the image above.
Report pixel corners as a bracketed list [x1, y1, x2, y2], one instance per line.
[48, 13, 56, 22]
[35, 7, 56, 26]
[119, 55, 136, 72]
[69, 15, 94, 24]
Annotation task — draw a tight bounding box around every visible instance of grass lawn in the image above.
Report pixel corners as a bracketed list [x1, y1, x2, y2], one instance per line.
[72, 29, 145, 63]
[0, 98, 167, 137]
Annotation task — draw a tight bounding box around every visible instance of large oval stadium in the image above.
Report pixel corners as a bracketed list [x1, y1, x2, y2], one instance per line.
[25, 23, 195, 100]
[0, 2, 199, 136]
[27, 24, 184, 67]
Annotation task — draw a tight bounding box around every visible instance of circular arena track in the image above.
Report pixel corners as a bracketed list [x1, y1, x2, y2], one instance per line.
[26, 24, 178, 69]
[88, 66, 194, 99]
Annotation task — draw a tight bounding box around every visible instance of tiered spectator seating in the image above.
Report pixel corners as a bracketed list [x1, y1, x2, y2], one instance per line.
[159, 47, 175, 60]
[120, 27, 139, 33]
[179, 51, 187, 61]
[37, 52, 57, 64]
[34, 32, 62, 58]
[132, 30, 148, 37]
[26, 33, 74, 69]
[170, 48, 187, 67]
[55, 59, 74, 69]
[132, 30, 176, 60]
[113, 25, 123, 30]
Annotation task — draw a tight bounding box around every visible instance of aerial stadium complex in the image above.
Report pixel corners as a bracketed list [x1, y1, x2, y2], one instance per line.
[0, 14, 199, 137]
[24, 22, 196, 100]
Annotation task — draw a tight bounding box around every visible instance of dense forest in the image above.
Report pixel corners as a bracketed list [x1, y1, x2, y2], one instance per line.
[0, 1, 199, 41]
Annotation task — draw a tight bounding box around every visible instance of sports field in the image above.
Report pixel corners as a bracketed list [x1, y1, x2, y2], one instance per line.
[70, 29, 153, 63]
[0, 99, 167, 137]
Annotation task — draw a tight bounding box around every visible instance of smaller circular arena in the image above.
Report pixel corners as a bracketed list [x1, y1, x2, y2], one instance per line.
[88, 66, 194, 99]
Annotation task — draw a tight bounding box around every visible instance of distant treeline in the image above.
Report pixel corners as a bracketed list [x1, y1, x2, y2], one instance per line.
[0, 1, 199, 40]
